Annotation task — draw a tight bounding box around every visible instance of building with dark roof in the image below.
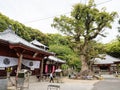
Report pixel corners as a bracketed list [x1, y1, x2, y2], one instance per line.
[0, 28, 53, 77]
[92, 54, 120, 74]
[30, 39, 66, 75]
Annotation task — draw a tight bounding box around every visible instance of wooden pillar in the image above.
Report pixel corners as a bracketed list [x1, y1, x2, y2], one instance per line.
[118, 64, 120, 73]
[108, 64, 111, 74]
[39, 59, 44, 81]
[117, 64, 119, 73]
[16, 54, 23, 79]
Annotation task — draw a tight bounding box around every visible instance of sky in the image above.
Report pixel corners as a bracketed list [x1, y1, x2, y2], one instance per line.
[0, 0, 119, 44]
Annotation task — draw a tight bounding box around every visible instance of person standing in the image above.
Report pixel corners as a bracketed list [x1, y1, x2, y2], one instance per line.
[49, 72, 54, 83]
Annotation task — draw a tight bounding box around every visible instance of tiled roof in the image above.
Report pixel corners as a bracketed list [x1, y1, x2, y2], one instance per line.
[31, 39, 47, 47]
[30, 39, 65, 63]
[0, 28, 52, 55]
[94, 54, 120, 64]
[48, 56, 66, 63]
[31, 39, 48, 49]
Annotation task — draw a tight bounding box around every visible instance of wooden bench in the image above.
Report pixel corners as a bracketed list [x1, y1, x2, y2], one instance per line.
[47, 84, 60, 90]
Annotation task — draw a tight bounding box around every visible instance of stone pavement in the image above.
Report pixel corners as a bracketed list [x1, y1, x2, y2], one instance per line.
[28, 82, 94, 90]
[92, 78, 120, 90]
[8, 76, 99, 90]
[28, 78, 99, 90]
[0, 78, 7, 90]
[93, 74, 120, 90]
[7, 74, 120, 90]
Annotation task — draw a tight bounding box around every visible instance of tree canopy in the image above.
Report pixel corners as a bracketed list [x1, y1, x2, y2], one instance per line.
[47, 34, 81, 71]
[0, 12, 81, 71]
[52, 0, 117, 75]
[0, 13, 48, 43]
[105, 19, 120, 58]
[0, 1, 119, 74]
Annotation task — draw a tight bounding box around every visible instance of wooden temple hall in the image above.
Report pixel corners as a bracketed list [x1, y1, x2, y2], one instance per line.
[92, 54, 120, 74]
[0, 28, 65, 78]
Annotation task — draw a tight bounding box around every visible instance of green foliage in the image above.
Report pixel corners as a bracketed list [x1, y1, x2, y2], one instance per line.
[107, 19, 120, 58]
[47, 34, 81, 71]
[0, 12, 78, 74]
[0, 13, 48, 43]
[0, 13, 9, 31]
[106, 40, 120, 58]
[49, 44, 81, 71]
[61, 64, 69, 70]
[117, 19, 120, 41]
[46, 34, 69, 46]
[49, 44, 73, 59]
[0, 12, 81, 70]
[1, 6, 117, 73]
[105, 19, 120, 58]
[52, 3, 117, 42]
[86, 41, 106, 59]
[52, 0, 117, 72]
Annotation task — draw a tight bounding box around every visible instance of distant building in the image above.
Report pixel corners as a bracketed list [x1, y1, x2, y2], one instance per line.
[92, 54, 120, 74]
[30, 39, 66, 75]
[31, 39, 49, 50]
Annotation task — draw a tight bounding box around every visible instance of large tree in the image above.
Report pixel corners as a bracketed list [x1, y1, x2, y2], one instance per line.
[47, 34, 81, 71]
[51, 0, 117, 75]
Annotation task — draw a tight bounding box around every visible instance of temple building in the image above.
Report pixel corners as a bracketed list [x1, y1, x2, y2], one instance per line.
[0, 28, 53, 78]
[30, 39, 66, 75]
[0, 28, 65, 80]
[92, 54, 120, 74]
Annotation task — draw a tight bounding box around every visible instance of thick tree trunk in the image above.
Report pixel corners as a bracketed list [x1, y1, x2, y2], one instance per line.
[80, 55, 89, 72]
[79, 41, 93, 77]
[79, 54, 94, 77]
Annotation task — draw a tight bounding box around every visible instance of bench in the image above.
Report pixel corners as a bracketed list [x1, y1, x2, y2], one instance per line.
[47, 84, 60, 90]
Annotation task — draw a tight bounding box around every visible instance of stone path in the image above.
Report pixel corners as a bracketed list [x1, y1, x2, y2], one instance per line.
[92, 75, 120, 90]
[92, 79, 120, 90]
[28, 77, 98, 90]
[0, 78, 7, 90]
[8, 76, 99, 90]
[7, 75, 120, 90]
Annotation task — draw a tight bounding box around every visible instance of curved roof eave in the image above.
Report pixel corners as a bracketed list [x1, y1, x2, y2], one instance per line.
[48, 56, 66, 63]
[0, 29, 53, 56]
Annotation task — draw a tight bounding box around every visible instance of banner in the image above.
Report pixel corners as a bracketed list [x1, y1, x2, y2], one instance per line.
[0, 56, 40, 69]
[0, 56, 18, 67]
[45, 65, 48, 73]
[22, 59, 40, 69]
[52, 65, 55, 73]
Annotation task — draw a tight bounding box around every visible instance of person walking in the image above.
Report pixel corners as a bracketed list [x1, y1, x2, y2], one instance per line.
[49, 72, 54, 83]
